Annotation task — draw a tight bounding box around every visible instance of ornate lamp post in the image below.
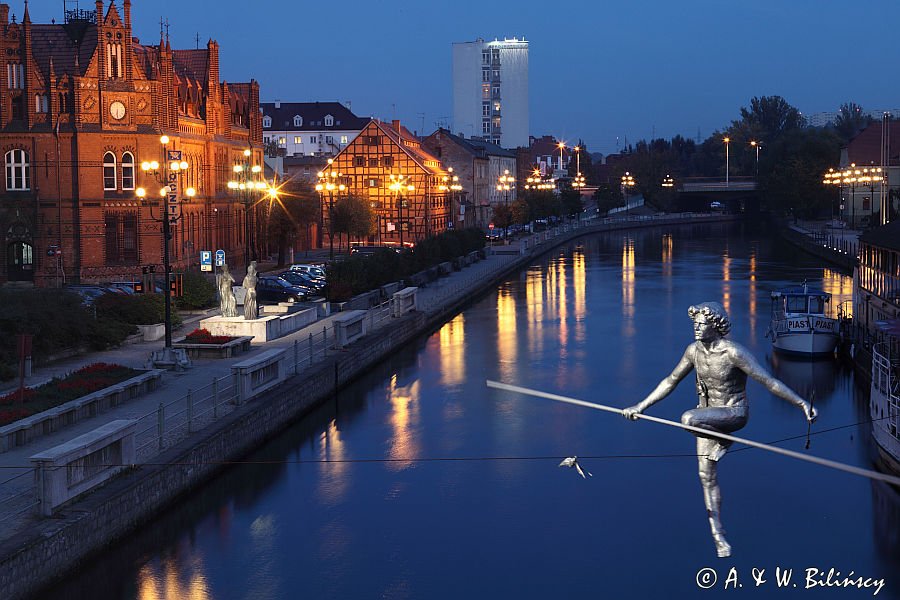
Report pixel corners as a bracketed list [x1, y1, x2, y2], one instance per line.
[572, 146, 586, 190]
[227, 149, 267, 268]
[496, 169, 515, 239]
[316, 164, 345, 259]
[440, 167, 462, 229]
[389, 174, 414, 247]
[136, 135, 195, 350]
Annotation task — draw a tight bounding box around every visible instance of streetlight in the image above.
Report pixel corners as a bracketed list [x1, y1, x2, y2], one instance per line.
[621, 172, 636, 213]
[316, 160, 346, 259]
[227, 148, 268, 268]
[572, 146, 586, 190]
[723, 136, 730, 186]
[749, 140, 763, 177]
[439, 167, 462, 229]
[389, 174, 414, 247]
[662, 174, 675, 188]
[557, 141, 566, 174]
[496, 169, 515, 240]
[136, 134, 196, 350]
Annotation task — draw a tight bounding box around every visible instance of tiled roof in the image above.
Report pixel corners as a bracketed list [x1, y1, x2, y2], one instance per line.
[424, 129, 485, 158]
[261, 101, 368, 131]
[846, 122, 900, 166]
[30, 23, 98, 78]
[376, 120, 445, 174]
[464, 137, 516, 158]
[860, 220, 900, 252]
[173, 49, 208, 83]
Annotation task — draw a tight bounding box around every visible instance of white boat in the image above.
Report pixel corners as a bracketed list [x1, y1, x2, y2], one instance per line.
[871, 342, 900, 476]
[767, 283, 840, 357]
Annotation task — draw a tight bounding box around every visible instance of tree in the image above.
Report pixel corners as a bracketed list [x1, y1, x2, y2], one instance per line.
[331, 195, 374, 250]
[733, 96, 804, 142]
[759, 128, 841, 218]
[559, 188, 583, 217]
[265, 178, 320, 265]
[834, 102, 873, 142]
[490, 203, 514, 239]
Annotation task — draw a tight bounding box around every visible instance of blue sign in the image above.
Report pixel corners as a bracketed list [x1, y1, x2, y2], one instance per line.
[200, 250, 212, 272]
[215, 249, 225, 267]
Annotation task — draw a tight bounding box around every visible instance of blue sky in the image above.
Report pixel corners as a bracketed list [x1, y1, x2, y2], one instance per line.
[26, 0, 900, 154]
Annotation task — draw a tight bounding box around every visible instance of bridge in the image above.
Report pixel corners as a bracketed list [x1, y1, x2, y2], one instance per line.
[675, 176, 759, 212]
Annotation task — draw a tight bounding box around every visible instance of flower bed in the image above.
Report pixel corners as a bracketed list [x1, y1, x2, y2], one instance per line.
[183, 328, 237, 345]
[0, 363, 141, 426]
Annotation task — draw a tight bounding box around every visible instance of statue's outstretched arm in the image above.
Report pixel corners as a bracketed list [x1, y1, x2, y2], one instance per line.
[731, 346, 817, 422]
[624, 348, 694, 419]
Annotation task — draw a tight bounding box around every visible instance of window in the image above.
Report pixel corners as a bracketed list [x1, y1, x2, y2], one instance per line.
[103, 152, 117, 190]
[122, 214, 137, 262]
[482, 51, 490, 65]
[35, 94, 48, 113]
[482, 103, 490, 117]
[482, 84, 490, 99]
[492, 86, 500, 98]
[278, 137, 286, 146]
[368, 158, 378, 167]
[340, 135, 348, 144]
[382, 156, 393, 167]
[121, 152, 134, 190]
[294, 136, 302, 144]
[5, 149, 29, 191]
[482, 68, 490, 82]
[263, 136, 270, 143]
[263, 116, 271, 128]
[293, 115, 302, 127]
[366, 135, 380, 146]
[59, 91, 68, 112]
[7, 63, 23, 89]
[482, 121, 491, 134]
[493, 69, 500, 80]
[354, 156, 365, 167]
[494, 102, 501, 113]
[325, 135, 333, 144]
[324, 115, 334, 127]
[106, 43, 123, 78]
[310, 136, 317, 144]
[368, 178, 381, 187]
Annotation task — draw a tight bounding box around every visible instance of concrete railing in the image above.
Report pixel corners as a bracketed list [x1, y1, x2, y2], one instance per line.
[392, 287, 418, 317]
[30, 419, 137, 516]
[231, 349, 288, 403]
[332, 310, 368, 348]
[0, 370, 163, 453]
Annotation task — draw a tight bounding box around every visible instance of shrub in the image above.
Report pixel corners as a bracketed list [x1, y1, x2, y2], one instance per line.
[177, 271, 217, 310]
[95, 293, 167, 325]
[184, 328, 235, 344]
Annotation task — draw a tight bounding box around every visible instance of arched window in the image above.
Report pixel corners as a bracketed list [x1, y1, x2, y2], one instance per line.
[293, 115, 302, 127]
[121, 152, 134, 190]
[106, 43, 123, 79]
[58, 91, 68, 113]
[4, 149, 29, 191]
[324, 114, 333, 127]
[103, 152, 117, 191]
[262, 115, 271, 128]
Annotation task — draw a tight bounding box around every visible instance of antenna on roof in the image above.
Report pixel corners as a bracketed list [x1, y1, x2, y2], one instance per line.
[195, 32, 199, 49]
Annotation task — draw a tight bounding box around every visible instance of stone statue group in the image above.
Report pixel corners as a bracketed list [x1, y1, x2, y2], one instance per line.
[216, 261, 258, 320]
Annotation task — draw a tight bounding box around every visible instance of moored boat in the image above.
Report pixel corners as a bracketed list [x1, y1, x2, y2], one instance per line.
[871, 342, 900, 476]
[767, 282, 840, 357]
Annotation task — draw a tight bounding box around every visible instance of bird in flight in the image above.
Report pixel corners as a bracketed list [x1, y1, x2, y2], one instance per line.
[559, 456, 592, 479]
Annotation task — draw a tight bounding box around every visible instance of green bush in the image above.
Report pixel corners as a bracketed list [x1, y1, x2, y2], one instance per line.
[95, 293, 166, 325]
[177, 271, 217, 310]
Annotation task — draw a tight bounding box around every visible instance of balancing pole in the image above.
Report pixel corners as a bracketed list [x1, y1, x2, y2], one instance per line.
[486, 380, 900, 487]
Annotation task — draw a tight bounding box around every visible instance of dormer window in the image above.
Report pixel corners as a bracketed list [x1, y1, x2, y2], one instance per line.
[324, 114, 334, 127]
[293, 115, 302, 127]
[263, 115, 272, 128]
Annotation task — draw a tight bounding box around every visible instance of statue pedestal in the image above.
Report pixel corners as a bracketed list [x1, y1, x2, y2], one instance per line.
[200, 308, 317, 343]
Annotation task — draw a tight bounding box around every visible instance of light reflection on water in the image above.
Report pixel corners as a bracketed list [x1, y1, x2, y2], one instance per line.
[42, 223, 900, 600]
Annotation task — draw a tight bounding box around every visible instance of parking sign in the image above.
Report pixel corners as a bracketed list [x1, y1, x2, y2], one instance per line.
[200, 250, 212, 272]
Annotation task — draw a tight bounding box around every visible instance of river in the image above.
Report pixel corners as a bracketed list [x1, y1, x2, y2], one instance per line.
[44, 221, 900, 599]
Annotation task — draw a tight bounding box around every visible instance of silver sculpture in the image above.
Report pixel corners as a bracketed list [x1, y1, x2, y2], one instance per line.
[217, 263, 238, 317]
[623, 302, 816, 558]
[242, 261, 259, 320]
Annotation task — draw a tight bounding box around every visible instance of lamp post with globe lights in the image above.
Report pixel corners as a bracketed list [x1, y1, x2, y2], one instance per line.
[135, 134, 196, 350]
[316, 165, 346, 259]
[227, 149, 268, 269]
[440, 167, 463, 229]
[388, 174, 415, 247]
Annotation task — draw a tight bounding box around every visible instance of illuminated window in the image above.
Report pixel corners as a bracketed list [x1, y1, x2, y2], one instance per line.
[121, 152, 134, 190]
[5, 149, 29, 190]
[340, 135, 348, 144]
[103, 152, 117, 190]
[494, 102, 500, 112]
[482, 84, 490, 99]
[278, 137, 286, 146]
[294, 136, 302, 144]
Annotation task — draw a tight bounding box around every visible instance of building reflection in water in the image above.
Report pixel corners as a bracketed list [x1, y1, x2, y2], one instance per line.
[661, 234, 673, 279]
[822, 267, 854, 318]
[525, 268, 545, 356]
[749, 250, 757, 333]
[721, 247, 731, 316]
[768, 352, 837, 403]
[316, 418, 349, 503]
[556, 258, 568, 350]
[439, 314, 466, 389]
[497, 285, 519, 380]
[573, 247, 587, 344]
[386, 373, 421, 470]
[137, 555, 210, 600]
[621, 238, 635, 338]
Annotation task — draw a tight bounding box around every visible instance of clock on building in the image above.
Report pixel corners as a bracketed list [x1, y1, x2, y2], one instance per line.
[109, 101, 126, 120]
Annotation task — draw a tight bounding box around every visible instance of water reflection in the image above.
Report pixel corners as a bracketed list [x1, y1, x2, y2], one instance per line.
[387, 374, 421, 468]
[496, 287, 518, 380]
[621, 237, 635, 338]
[439, 314, 465, 388]
[317, 419, 348, 503]
[749, 250, 757, 332]
[137, 555, 210, 600]
[823, 267, 854, 317]
[768, 353, 837, 403]
[573, 247, 587, 344]
[721, 247, 732, 316]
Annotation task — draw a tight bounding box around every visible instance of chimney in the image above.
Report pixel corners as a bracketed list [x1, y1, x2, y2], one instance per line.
[274, 99, 280, 109]
[392, 119, 401, 132]
[0, 5, 8, 25]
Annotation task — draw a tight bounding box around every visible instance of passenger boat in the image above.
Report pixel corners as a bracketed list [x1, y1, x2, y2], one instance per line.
[871, 341, 900, 476]
[766, 282, 840, 356]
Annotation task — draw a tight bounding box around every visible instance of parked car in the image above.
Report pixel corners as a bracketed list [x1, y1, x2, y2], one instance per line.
[274, 270, 322, 293]
[290, 264, 327, 279]
[256, 277, 307, 304]
[64, 284, 114, 305]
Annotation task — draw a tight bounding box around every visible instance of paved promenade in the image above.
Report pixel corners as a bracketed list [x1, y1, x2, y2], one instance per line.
[0, 247, 524, 541]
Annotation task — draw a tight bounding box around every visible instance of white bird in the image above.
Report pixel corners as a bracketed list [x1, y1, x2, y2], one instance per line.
[559, 456, 592, 479]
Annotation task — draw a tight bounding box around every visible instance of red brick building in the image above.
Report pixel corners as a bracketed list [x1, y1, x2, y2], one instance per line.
[0, 1, 262, 285]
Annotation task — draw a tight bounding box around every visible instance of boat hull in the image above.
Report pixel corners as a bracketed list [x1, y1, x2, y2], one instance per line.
[772, 331, 839, 357]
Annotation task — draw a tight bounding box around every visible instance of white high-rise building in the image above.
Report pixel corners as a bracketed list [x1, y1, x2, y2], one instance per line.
[452, 38, 528, 148]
